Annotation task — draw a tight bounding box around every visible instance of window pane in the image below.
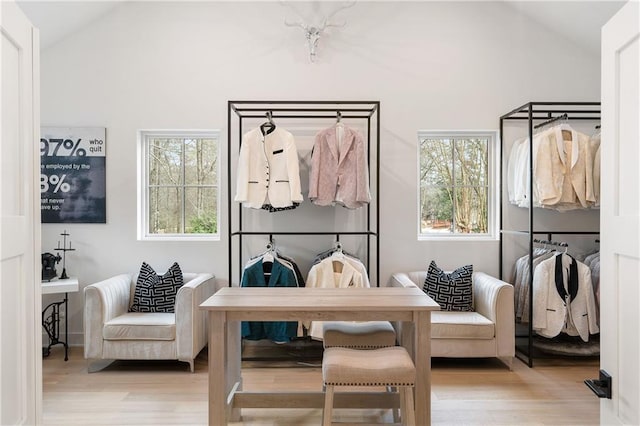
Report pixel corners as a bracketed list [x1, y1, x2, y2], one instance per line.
[149, 186, 183, 234]
[420, 138, 453, 187]
[149, 138, 183, 185]
[420, 186, 453, 234]
[185, 187, 217, 234]
[454, 138, 488, 186]
[184, 138, 218, 186]
[454, 185, 488, 233]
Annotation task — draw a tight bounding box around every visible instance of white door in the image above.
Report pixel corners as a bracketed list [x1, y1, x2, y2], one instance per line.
[600, 1, 640, 424]
[1, 1, 41, 424]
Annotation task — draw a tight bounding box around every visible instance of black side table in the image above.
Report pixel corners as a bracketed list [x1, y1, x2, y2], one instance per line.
[42, 277, 78, 361]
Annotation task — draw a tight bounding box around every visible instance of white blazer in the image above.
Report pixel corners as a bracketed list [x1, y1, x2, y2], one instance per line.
[235, 127, 303, 209]
[532, 253, 599, 342]
[305, 256, 365, 340]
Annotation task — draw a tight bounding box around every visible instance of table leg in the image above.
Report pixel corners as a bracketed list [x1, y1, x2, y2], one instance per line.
[64, 292, 69, 361]
[414, 310, 431, 426]
[209, 311, 227, 426]
[227, 320, 242, 422]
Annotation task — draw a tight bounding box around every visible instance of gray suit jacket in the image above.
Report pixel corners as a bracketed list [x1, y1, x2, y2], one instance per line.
[309, 124, 371, 209]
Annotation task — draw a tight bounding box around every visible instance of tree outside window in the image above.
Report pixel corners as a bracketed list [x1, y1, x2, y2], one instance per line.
[139, 131, 219, 240]
[419, 131, 495, 238]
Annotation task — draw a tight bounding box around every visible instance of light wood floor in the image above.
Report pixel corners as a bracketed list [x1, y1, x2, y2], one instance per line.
[43, 346, 600, 425]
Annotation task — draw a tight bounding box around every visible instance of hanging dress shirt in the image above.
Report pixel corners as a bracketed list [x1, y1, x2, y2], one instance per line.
[507, 137, 527, 205]
[513, 248, 555, 322]
[235, 126, 303, 211]
[589, 130, 601, 207]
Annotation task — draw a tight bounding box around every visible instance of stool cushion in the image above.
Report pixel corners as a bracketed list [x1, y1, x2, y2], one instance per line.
[323, 347, 416, 386]
[323, 321, 397, 349]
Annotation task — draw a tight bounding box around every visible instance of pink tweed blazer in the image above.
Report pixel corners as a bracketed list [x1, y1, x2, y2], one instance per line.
[309, 125, 371, 209]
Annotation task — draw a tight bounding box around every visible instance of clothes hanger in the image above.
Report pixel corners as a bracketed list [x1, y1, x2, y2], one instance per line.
[260, 111, 276, 136]
[534, 113, 570, 135]
[331, 241, 345, 273]
[263, 240, 275, 263]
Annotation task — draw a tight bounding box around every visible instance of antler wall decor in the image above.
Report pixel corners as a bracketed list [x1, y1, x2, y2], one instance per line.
[282, 1, 356, 63]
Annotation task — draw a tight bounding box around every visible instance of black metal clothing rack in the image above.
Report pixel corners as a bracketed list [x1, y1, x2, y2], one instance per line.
[227, 101, 381, 286]
[499, 102, 601, 367]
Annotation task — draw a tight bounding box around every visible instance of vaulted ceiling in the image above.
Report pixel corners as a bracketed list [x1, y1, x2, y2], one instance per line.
[17, 1, 626, 53]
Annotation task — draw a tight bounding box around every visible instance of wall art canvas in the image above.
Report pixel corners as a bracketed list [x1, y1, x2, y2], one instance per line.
[40, 127, 106, 223]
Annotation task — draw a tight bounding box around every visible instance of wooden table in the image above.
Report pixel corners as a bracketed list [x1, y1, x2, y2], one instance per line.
[200, 286, 439, 426]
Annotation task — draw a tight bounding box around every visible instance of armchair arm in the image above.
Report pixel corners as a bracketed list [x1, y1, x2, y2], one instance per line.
[387, 272, 426, 354]
[388, 272, 422, 289]
[83, 274, 133, 359]
[175, 273, 216, 363]
[472, 272, 515, 359]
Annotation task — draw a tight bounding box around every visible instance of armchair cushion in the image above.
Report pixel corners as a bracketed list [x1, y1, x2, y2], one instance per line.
[103, 313, 175, 341]
[431, 311, 494, 339]
[129, 262, 184, 313]
[423, 261, 473, 312]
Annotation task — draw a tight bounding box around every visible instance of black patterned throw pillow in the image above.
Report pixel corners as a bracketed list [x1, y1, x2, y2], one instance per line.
[129, 262, 184, 313]
[423, 261, 473, 311]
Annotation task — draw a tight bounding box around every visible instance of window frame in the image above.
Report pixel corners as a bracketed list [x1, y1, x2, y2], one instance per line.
[137, 129, 221, 241]
[417, 129, 499, 241]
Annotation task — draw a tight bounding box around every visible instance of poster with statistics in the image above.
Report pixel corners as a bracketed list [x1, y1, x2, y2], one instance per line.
[40, 127, 106, 223]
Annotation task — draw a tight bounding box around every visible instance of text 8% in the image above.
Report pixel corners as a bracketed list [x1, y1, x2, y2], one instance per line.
[41, 174, 71, 193]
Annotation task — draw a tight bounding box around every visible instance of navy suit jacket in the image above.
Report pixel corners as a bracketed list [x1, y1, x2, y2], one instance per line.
[241, 259, 298, 342]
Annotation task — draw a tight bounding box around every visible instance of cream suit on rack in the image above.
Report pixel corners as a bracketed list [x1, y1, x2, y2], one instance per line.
[532, 253, 599, 342]
[534, 126, 595, 210]
[305, 256, 365, 340]
[235, 127, 303, 209]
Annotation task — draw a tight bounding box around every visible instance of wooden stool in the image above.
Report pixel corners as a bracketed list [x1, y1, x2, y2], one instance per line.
[322, 321, 397, 349]
[322, 321, 400, 422]
[322, 346, 416, 426]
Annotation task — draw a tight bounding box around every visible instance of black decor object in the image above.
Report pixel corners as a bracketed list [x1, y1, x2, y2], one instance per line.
[54, 230, 75, 280]
[41, 252, 61, 281]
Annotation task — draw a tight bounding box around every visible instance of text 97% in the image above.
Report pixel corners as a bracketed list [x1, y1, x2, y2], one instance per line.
[41, 138, 87, 157]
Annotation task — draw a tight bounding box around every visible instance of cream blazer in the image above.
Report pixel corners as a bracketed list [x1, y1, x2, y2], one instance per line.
[305, 256, 365, 340]
[532, 253, 599, 342]
[534, 126, 595, 209]
[235, 127, 303, 209]
[309, 124, 371, 209]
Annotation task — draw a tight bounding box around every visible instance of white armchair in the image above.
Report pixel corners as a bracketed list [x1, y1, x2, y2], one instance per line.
[83, 272, 215, 372]
[389, 271, 514, 369]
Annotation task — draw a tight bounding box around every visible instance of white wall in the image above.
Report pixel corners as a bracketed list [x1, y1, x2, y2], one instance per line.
[38, 1, 602, 345]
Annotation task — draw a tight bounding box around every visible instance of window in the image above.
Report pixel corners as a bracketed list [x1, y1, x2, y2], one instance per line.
[138, 130, 220, 241]
[418, 130, 497, 240]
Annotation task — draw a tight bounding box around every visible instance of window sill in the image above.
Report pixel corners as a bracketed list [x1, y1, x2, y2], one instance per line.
[417, 235, 498, 242]
[139, 234, 220, 242]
